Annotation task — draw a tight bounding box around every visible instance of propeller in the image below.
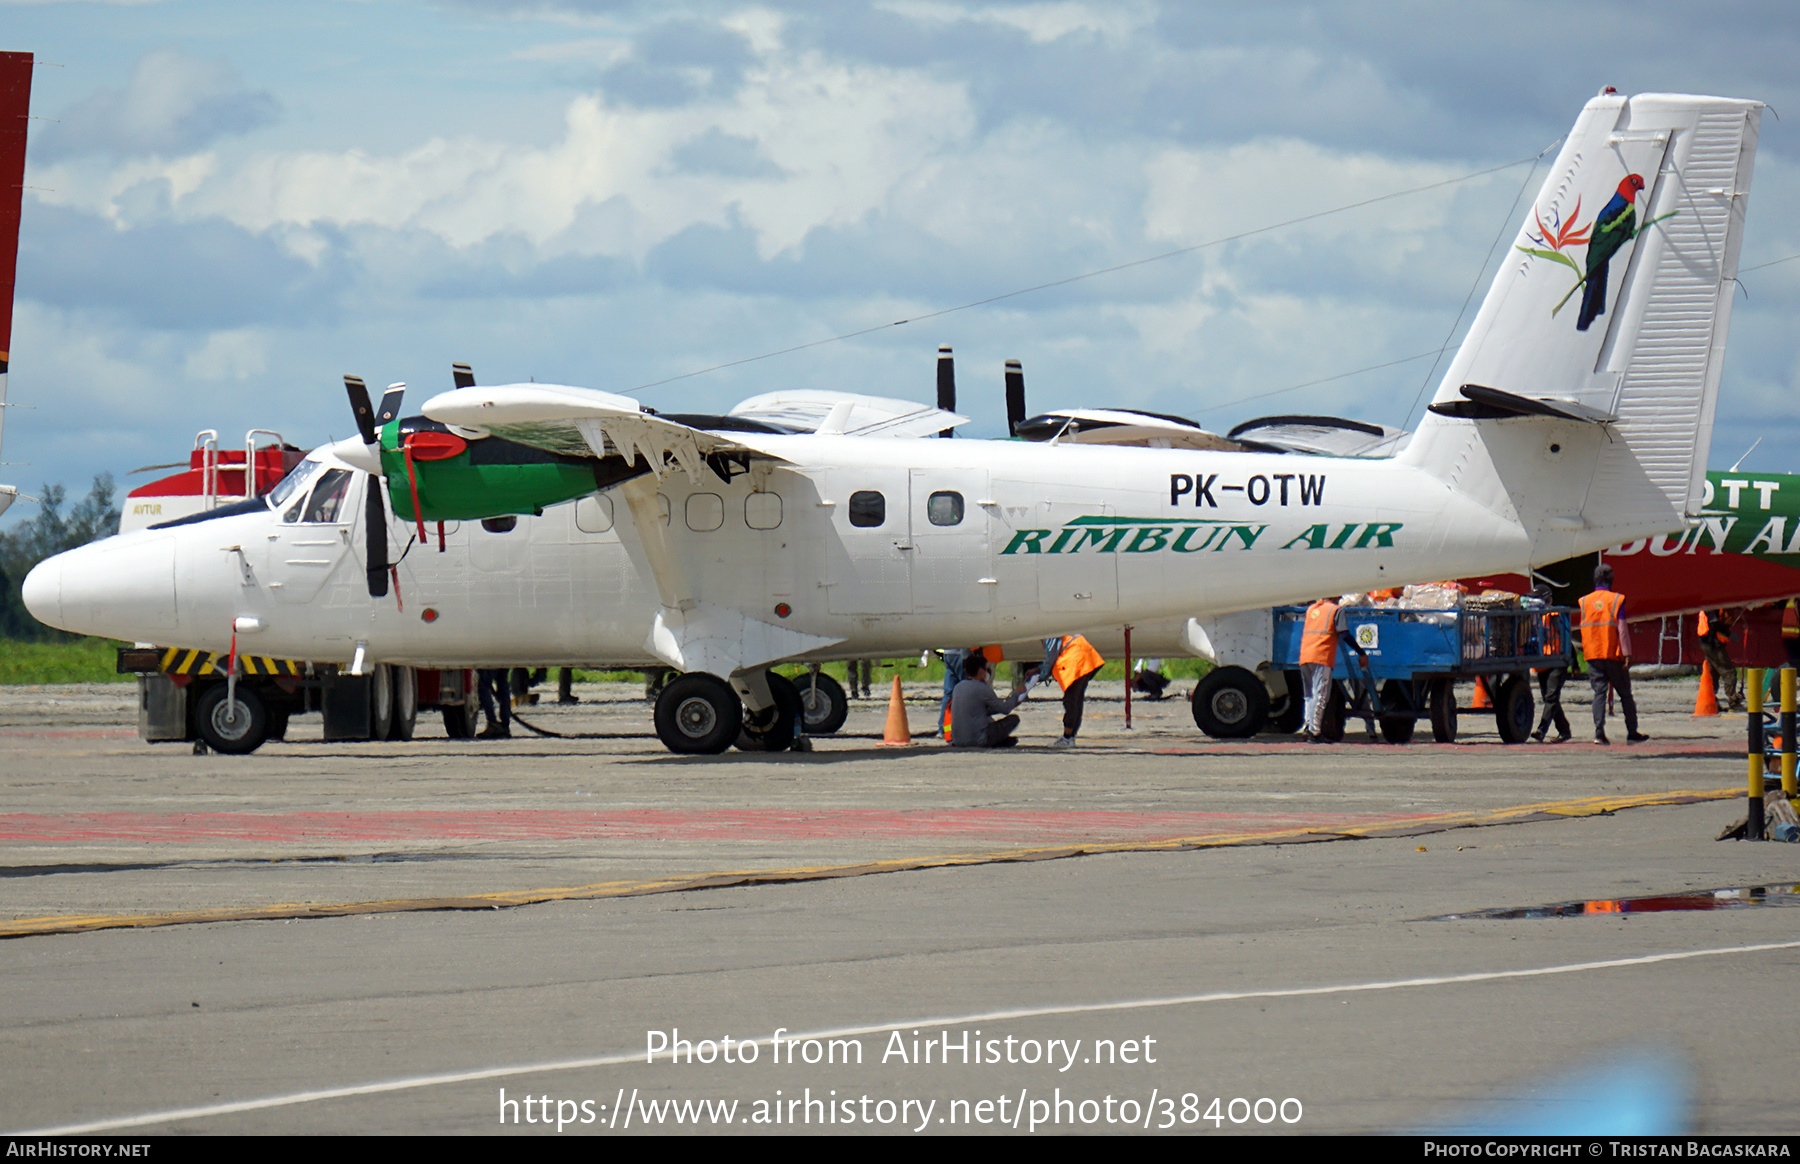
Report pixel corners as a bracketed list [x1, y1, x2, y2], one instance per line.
[936, 345, 955, 438]
[1005, 359, 1026, 437]
[343, 375, 401, 599]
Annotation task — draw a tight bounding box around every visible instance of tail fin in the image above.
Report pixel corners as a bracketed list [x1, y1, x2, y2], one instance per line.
[1402, 91, 1761, 565]
[0, 52, 30, 519]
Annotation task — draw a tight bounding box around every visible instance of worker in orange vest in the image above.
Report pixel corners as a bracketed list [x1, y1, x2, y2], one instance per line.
[1299, 595, 1342, 742]
[1036, 634, 1105, 747]
[1578, 564, 1645, 745]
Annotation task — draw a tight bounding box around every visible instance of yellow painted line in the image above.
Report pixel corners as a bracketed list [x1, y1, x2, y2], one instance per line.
[0, 788, 1742, 940]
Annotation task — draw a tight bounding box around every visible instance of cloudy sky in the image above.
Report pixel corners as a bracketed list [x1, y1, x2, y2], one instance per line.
[2, 0, 1797, 526]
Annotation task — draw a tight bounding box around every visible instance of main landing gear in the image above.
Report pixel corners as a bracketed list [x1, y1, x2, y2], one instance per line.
[653, 671, 808, 755]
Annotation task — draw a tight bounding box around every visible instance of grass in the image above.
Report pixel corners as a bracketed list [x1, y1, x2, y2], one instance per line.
[0, 637, 134, 685]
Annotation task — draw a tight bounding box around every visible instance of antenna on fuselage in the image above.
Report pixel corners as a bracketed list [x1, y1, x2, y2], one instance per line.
[1005, 359, 1027, 437]
[936, 345, 955, 437]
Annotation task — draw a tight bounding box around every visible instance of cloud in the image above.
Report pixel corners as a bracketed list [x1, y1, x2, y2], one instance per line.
[35, 48, 279, 161]
[16, 202, 347, 329]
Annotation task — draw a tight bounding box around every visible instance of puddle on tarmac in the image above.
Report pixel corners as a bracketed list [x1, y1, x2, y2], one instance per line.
[1432, 884, 1800, 920]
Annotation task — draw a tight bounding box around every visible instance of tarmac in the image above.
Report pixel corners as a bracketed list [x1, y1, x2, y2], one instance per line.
[0, 674, 1796, 1136]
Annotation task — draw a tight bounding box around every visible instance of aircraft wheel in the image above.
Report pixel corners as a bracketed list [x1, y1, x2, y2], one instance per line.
[737, 672, 802, 752]
[370, 664, 394, 742]
[1378, 680, 1415, 744]
[1191, 665, 1270, 738]
[1267, 670, 1306, 735]
[655, 673, 743, 754]
[1493, 674, 1534, 744]
[388, 666, 418, 741]
[266, 705, 291, 742]
[196, 683, 270, 755]
[1429, 678, 1458, 743]
[796, 671, 848, 735]
[441, 704, 477, 740]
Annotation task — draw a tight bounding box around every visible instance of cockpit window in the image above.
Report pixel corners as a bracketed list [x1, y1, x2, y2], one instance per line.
[300, 469, 353, 524]
[265, 459, 321, 512]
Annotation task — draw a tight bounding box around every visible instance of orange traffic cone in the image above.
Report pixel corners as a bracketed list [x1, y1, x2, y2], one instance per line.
[1693, 660, 1719, 717]
[1471, 676, 1492, 708]
[882, 675, 913, 746]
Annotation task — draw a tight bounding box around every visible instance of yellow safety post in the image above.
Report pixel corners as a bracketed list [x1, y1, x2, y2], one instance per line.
[1783, 666, 1797, 799]
[1747, 668, 1765, 841]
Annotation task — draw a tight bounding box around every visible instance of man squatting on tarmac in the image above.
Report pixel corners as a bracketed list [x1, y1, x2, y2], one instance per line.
[950, 652, 1028, 748]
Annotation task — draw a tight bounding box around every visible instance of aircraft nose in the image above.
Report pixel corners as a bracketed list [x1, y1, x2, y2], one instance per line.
[21, 534, 180, 639]
[20, 555, 61, 629]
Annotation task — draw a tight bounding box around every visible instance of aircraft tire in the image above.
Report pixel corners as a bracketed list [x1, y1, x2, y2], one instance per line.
[1429, 678, 1458, 743]
[1493, 673, 1534, 744]
[370, 664, 394, 742]
[1378, 680, 1416, 744]
[796, 671, 848, 735]
[656, 673, 744, 754]
[1190, 665, 1269, 738]
[388, 666, 418, 741]
[196, 683, 270, 755]
[441, 704, 477, 740]
[737, 672, 802, 752]
[267, 704, 291, 742]
[1267, 670, 1305, 734]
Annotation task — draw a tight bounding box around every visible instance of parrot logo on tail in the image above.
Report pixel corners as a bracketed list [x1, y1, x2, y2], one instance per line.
[1517, 172, 1676, 331]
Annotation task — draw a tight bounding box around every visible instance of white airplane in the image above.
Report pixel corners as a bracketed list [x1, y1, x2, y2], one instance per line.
[24, 91, 1762, 756]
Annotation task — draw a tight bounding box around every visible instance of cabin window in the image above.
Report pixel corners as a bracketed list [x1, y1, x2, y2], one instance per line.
[849, 490, 886, 527]
[745, 492, 782, 530]
[481, 515, 518, 534]
[575, 494, 614, 533]
[927, 491, 964, 526]
[686, 493, 724, 532]
[300, 469, 352, 524]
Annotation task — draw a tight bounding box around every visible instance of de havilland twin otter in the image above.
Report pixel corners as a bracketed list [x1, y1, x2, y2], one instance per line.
[23, 91, 1763, 754]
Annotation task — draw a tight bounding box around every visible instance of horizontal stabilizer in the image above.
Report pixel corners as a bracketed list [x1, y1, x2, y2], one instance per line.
[1427, 383, 1618, 425]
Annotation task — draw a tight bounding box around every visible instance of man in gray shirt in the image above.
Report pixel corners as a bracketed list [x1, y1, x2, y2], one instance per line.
[950, 653, 1028, 747]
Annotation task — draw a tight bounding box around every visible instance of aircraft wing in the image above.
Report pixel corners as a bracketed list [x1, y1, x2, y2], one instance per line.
[421, 383, 792, 481]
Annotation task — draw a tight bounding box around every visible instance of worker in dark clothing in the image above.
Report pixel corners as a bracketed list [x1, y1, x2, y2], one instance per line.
[949, 653, 1028, 747]
[476, 668, 511, 739]
[1528, 584, 1572, 742]
[1696, 609, 1742, 711]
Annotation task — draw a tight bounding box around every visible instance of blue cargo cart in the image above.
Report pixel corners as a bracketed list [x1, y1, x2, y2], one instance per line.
[1271, 605, 1576, 743]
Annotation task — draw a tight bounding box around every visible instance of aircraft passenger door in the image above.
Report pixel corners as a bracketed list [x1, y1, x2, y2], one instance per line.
[909, 469, 992, 614]
[824, 469, 912, 615]
[262, 467, 356, 604]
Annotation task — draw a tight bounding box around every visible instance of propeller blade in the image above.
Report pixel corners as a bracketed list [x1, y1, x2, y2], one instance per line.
[375, 382, 406, 426]
[452, 363, 475, 389]
[365, 473, 389, 598]
[344, 376, 378, 446]
[936, 345, 955, 438]
[1005, 359, 1026, 438]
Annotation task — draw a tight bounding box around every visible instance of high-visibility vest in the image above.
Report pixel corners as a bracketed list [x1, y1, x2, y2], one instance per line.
[1299, 600, 1340, 666]
[1698, 610, 1709, 637]
[1579, 590, 1626, 660]
[1052, 635, 1104, 689]
[1784, 601, 1798, 639]
[1540, 610, 1564, 656]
